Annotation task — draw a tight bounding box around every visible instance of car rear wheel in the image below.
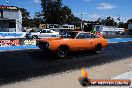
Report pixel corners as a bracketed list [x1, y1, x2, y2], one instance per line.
[94, 44, 102, 54]
[56, 46, 69, 58]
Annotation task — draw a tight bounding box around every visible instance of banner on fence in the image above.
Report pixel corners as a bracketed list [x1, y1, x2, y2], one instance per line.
[0, 32, 26, 39]
[23, 40, 36, 45]
[0, 39, 20, 46]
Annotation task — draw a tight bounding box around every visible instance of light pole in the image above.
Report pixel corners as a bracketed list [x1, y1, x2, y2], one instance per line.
[81, 14, 83, 31]
[117, 15, 120, 28]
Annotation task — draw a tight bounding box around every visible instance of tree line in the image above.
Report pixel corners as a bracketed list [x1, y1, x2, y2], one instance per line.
[19, 0, 132, 29]
[20, 0, 81, 27]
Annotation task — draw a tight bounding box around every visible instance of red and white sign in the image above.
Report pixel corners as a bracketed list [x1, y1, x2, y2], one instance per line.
[0, 5, 18, 10]
[0, 40, 20, 46]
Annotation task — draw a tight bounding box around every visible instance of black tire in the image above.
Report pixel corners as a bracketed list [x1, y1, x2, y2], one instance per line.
[94, 44, 102, 54]
[32, 35, 38, 39]
[79, 77, 90, 86]
[56, 46, 69, 58]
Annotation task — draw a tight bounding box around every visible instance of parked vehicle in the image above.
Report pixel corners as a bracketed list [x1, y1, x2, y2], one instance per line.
[36, 31, 108, 58]
[26, 29, 60, 39]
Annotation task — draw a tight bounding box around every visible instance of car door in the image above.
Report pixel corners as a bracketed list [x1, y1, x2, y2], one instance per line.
[84, 33, 96, 49]
[72, 33, 92, 51]
[80, 33, 94, 50]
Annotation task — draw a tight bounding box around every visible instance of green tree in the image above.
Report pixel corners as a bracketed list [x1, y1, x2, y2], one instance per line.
[41, 0, 81, 24]
[104, 16, 115, 26]
[97, 16, 117, 27]
[41, 0, 59, 23]
[33, 12, 43, 27]
[61, 6, 81, 23]
[19, 8, 30, 27]
[96, 18, 103, 25]
[118, 22, 124, 28]
[127, 18, 132, 24]
[61, 6, 71, 23]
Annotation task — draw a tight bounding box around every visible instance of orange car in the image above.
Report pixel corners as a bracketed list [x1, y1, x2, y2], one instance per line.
[36, 31, 108, 58]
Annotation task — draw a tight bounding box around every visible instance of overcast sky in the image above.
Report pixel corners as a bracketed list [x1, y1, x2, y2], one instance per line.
[0, 0, 132, 22]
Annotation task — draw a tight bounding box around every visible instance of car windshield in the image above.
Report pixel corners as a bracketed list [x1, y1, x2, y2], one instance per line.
[60, 31, 78, 38]
[68, 32, 78, 38]
[36, 30, 41, 32]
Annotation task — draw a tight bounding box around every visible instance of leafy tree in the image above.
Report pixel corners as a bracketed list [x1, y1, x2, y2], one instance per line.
[41, 0, 59, 23]
[22, 18, 30, 27]
[61, 6, 81, 23]
[61, 6, 71, 23]
[118, 22, 124, 28]
[96, 18, 103, 25]
[123, 23, 128, 29]
[127, 18, 132, 24]
[33, 12, 43, 27]
[72, 16, 81, 23]
[104, 16, 115, 26]
[19, 8, 30, 27]
[96, 17, 117, 27]
[41, 0, 81, 24]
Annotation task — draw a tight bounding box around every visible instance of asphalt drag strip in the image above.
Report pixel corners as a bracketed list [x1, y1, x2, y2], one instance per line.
[0, 42, 132, 85]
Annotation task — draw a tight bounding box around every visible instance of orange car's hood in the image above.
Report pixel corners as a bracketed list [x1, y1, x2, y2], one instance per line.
[36, 38, 72, 42]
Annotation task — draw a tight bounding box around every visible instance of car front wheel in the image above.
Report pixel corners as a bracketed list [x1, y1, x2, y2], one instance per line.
[56, 46, 69, 58]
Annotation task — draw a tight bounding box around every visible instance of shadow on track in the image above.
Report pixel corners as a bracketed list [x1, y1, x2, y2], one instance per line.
[0, 42, 132, 85]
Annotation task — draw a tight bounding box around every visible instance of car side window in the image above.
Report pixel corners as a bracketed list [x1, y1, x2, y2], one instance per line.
[47, 30, 52, 33]
[86, 34, 95, 38]
[76, 33, 86, 39]
[41, 30, 46, 33]
[76, 33, 96, 39]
